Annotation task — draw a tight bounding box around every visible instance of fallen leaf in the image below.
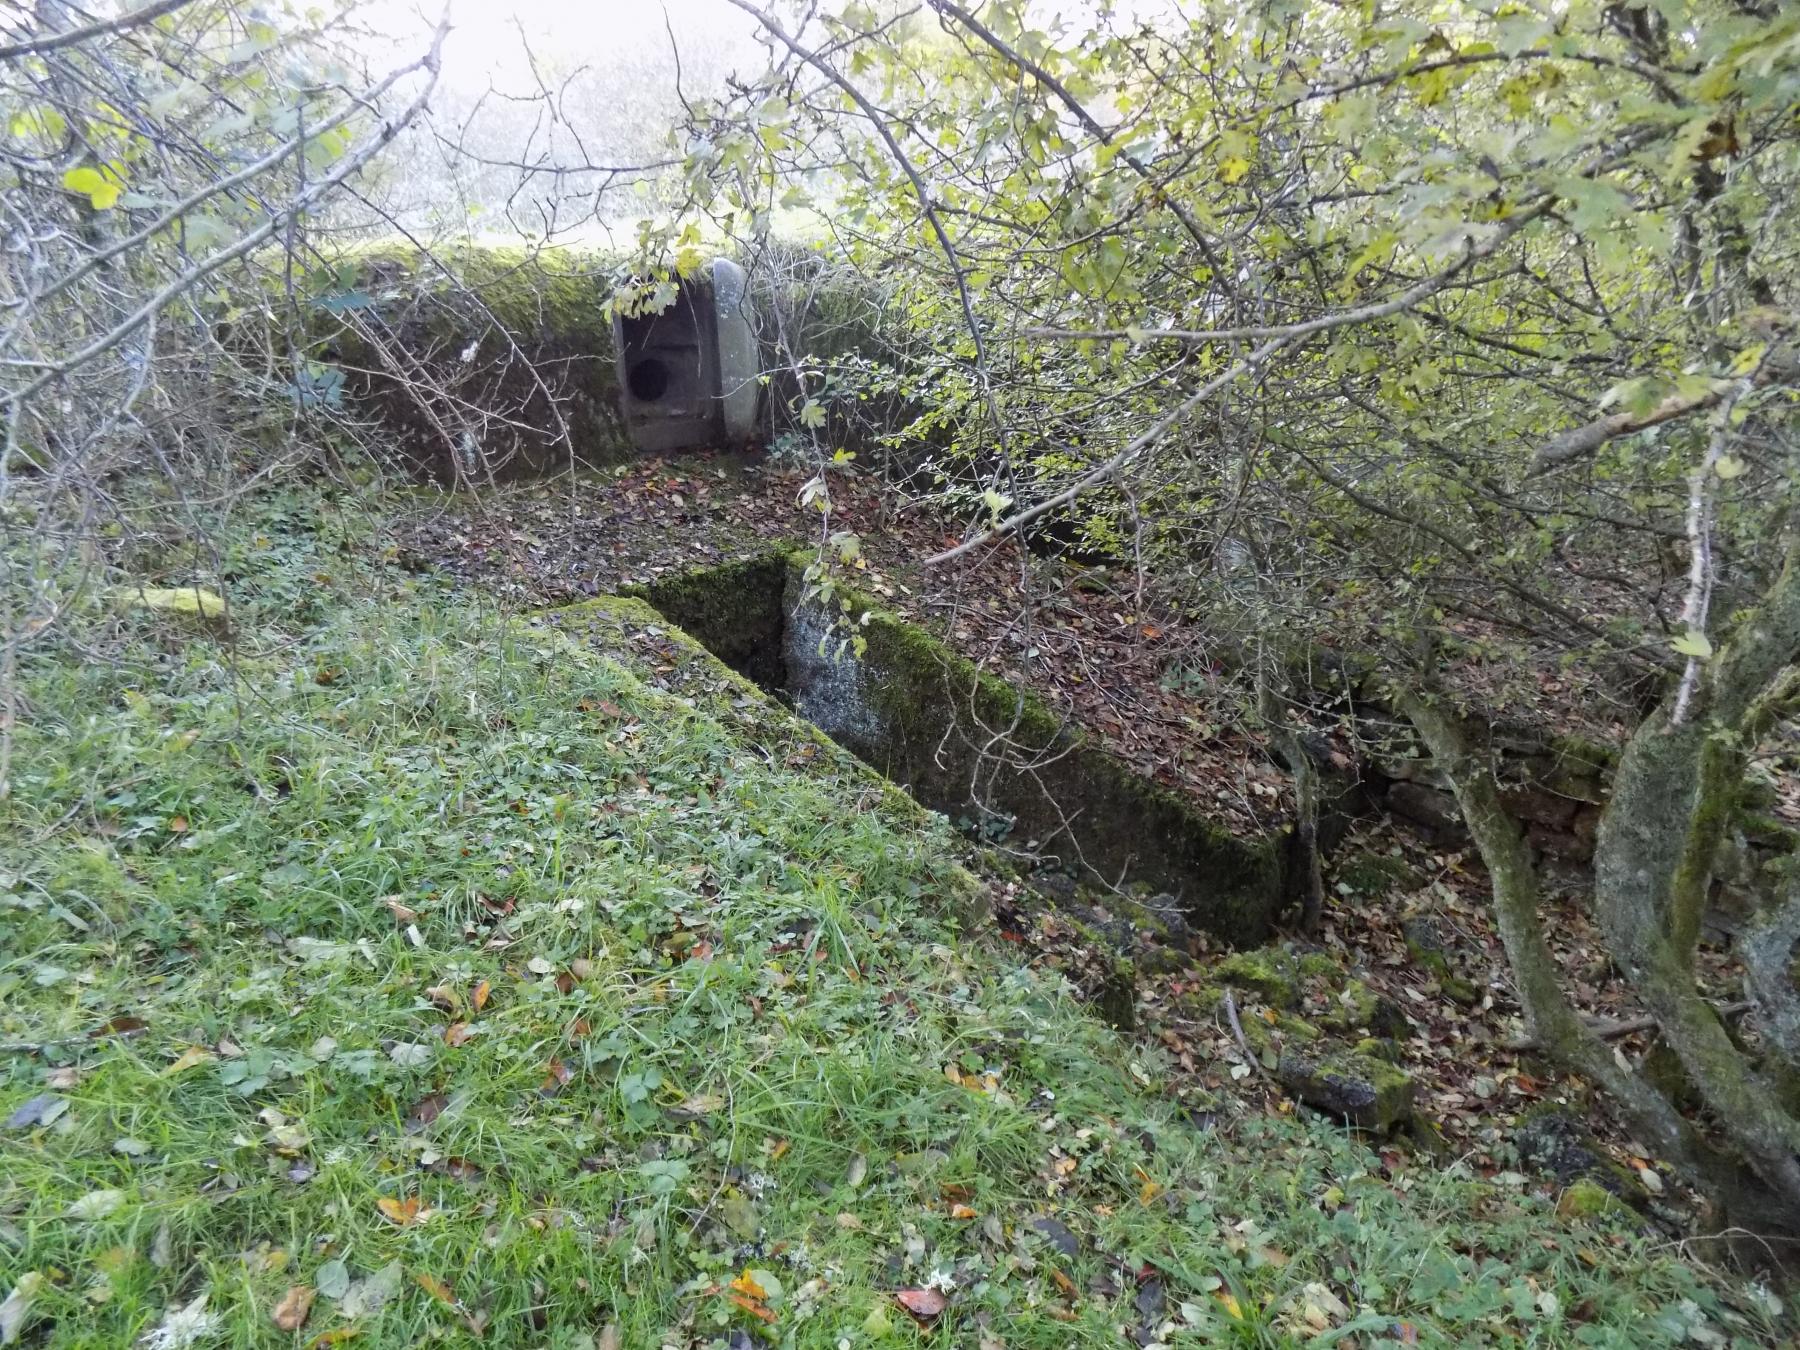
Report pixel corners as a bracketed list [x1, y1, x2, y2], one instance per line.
[405, 1093, 448, 1132]
[382, 896, 417, 923]
[65, 1189, 125, 1220]
[376, 1195, 427, 1226]
[413, 1273, 457, 1306]
[339, 1262, 403, 1319]
[895, 1288, 947, 1323]
[1, 1273, 44, 1346]
[436, 1157, 484, 1183]
[93, 1014, 148, 1038]
[162, 1045, 214, 1076]
[471, 979, 492, 1011]
[5, 1095, 66, 1132]
[538, 1058, 573, 1095]
[674, 1092, 723, 1117]
[310, 1329, 359, 1347]
[142, 1294, 217, 1348]
[314, 1259, 350, 1300]
[272, 1285, 314, 1332]
[1049, 1267, 1079, 1301]
[597, 1325, 621, 1350]
[387, 1041, 433, 1069]
[725, 1293, 778, 1324]
[443, 1022, 474, 1047]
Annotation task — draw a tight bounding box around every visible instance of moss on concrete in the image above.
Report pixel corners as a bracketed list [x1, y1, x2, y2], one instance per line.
[627, 552, 797, 691]
[783, 560, 1285, 943]
[318, 243, 633, 481]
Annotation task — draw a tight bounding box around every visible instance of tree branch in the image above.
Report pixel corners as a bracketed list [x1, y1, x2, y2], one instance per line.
[927, 203, 1552, 565]
[0, 0, 195, 60]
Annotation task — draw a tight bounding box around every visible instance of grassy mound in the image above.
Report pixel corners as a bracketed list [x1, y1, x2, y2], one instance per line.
[0, 491, 1780, 1347]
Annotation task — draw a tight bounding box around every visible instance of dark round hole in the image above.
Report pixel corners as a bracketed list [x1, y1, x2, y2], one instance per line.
[627, 357, 671, 402]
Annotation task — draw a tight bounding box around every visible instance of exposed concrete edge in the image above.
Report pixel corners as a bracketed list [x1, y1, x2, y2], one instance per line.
[779, 554, 1289, 943]
[530, 589, 993, 926]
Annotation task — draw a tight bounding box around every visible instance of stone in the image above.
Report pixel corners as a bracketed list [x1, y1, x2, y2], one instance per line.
[1498, 783, 1578, 828]
[1214, 950, 1300, 1009]
[1526, 824, 1593, 864]
[1026, 867, 1079, 905]
[1556, 1178, 1635, 1223]
[1320, 979, 1412, 1039]
[1385, 782, 1466, 836]
[1401, 914, 1450, 962]
[1275, 1047, 1414, 1131]
[1333, 851, 1423, 898]
[1093, 960, 1137, 1032]
[1513, 1109, 1644, 1205]
[1400, 917, 1482, 1006]
[1137, 892, 1194, 946]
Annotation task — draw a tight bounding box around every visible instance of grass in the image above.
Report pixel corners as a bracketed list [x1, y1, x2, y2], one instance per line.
[0, 487, 1785, 1347]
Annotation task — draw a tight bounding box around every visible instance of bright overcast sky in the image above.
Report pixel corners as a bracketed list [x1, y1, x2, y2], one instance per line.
[364, 0, 765, 96]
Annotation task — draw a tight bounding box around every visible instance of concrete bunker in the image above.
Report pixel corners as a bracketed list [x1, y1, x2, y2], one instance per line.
[633, 552, 1286, 943]
[613, 257, 760, 452]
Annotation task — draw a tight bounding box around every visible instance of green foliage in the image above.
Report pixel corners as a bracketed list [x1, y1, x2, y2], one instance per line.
[665, 0, 1799, 720]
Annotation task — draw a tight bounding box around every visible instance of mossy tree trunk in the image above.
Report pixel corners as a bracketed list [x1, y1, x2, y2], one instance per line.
[1257, 662, 1324, 933]
[1589, 540, 1800, 1218]
[1400, 541, 1800, 1234]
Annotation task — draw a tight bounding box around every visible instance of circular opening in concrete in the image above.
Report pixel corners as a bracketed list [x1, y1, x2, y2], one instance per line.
[627, 357, 671, 403]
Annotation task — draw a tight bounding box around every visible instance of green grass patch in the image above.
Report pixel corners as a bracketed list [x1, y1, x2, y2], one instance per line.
[0, 490, 1782, 1347]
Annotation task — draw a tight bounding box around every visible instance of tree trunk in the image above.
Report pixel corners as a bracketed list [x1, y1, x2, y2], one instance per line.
[1258, 665, 1324, 933]
[1400, 686, 1799, 1234]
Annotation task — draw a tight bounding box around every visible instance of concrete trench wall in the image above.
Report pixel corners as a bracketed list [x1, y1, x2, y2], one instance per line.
[638, 553, 1289, 945]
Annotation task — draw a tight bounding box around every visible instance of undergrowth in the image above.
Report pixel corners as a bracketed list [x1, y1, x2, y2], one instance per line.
[0, 485, 1785, 1347]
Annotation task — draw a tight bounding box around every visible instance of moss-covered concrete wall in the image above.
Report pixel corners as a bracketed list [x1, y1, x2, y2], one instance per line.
[317, 244, 632, 482]
[779, 559, 1285, 943]
[626, 553, 794, 692]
